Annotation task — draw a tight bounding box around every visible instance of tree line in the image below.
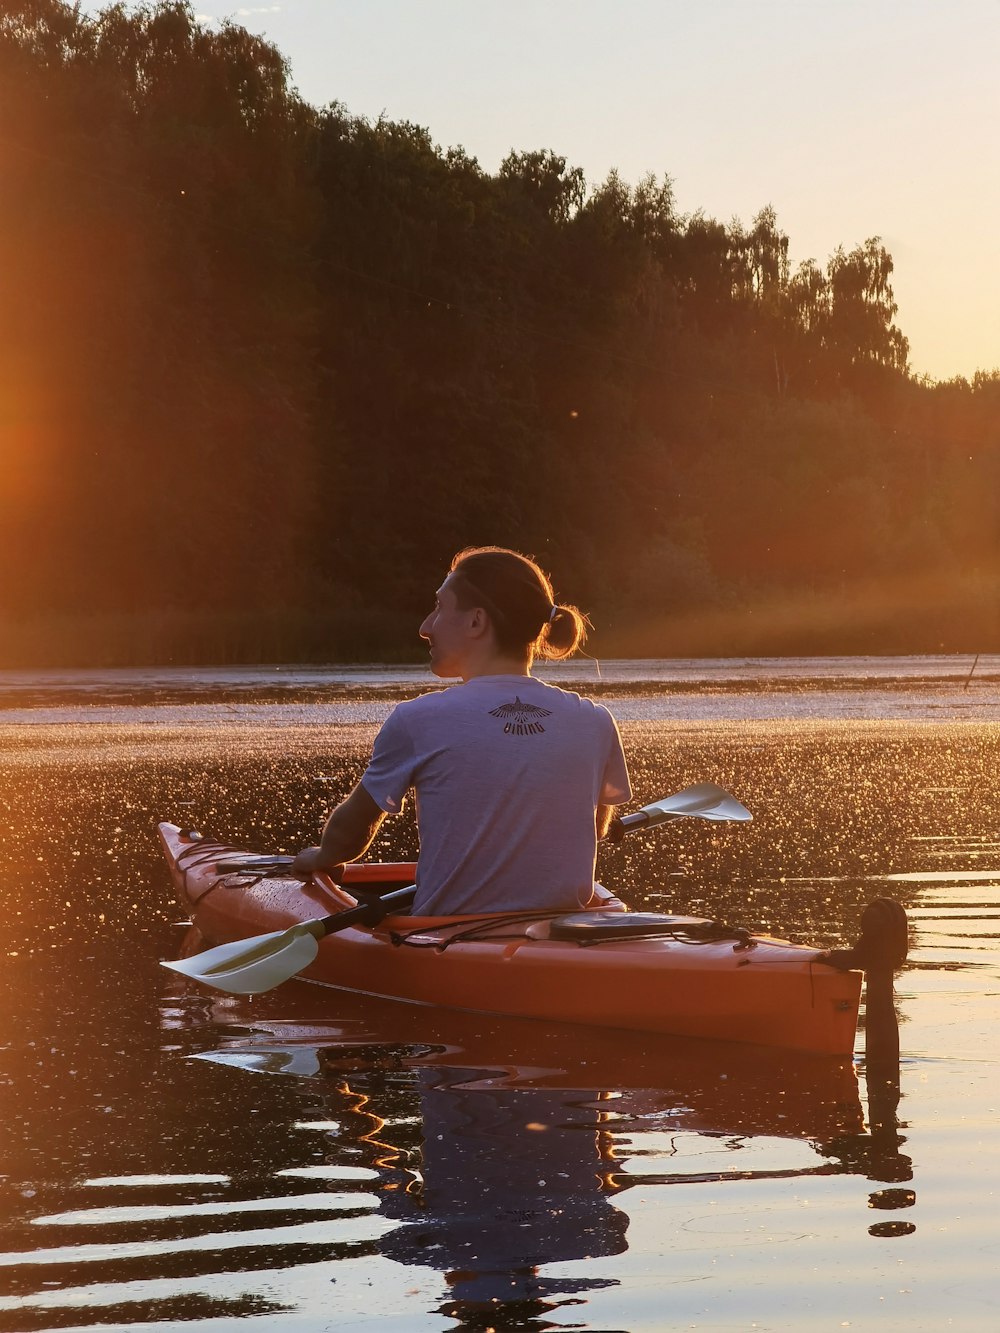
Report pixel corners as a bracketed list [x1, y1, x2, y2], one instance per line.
[1, 0, 996, 666]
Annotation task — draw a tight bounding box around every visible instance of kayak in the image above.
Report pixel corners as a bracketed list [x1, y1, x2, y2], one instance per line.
[159, 822, 864, 1055]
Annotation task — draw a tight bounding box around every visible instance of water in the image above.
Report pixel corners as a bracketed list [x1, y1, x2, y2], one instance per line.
[1, 658, 999, 1330]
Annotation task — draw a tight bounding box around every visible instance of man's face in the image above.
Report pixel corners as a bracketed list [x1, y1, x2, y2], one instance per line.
[418, 574, 477, 679]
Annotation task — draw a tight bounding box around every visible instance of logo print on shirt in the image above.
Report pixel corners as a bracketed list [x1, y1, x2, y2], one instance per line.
[489, 697, 553, 735]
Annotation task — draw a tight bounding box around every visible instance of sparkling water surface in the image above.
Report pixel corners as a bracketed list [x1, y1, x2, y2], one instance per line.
[1, 658, 998, 1331]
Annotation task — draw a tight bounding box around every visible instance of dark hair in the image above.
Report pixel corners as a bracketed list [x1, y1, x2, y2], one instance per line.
[449, 546, 589, 662]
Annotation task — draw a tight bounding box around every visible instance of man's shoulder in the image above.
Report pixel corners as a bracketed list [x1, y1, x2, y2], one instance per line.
[527, 678, 610, 717]
[391, 687, 453, 719]
[389, 685, 491, 732]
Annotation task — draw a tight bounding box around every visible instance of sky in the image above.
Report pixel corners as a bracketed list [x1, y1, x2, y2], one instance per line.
[85, 0, 1000, 381]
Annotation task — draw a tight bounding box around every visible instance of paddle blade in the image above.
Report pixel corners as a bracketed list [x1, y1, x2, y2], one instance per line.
[634, 783, 752, 827]
[161, 923, 320, 996]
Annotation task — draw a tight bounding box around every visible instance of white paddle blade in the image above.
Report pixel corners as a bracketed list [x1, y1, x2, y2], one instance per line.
[639, 783, 752, 825]
[161, 924, 320, 996]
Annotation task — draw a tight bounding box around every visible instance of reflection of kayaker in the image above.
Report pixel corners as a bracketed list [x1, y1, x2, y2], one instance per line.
[379, 1070, 629, 1312]
[162, 968, 907, 1305]
[175, 987, 871, 1317]
[174, 978, 866, 1141]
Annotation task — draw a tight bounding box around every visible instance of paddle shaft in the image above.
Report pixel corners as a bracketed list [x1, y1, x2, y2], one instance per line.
[618, 808, 683, 832]
[312, 884, 417, 938]
[304, 811, 661, 939]
[614, 805, 719, 836]
[310, 794, 741, 932]
[161, 782, 752, 994]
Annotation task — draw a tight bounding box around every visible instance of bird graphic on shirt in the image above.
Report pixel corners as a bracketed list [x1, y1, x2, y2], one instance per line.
[488, 697, 553, 735]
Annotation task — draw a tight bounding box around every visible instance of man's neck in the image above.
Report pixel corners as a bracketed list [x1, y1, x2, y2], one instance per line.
[461, 650, 530, 681]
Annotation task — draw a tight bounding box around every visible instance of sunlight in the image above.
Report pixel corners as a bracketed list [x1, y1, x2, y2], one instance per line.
[0, 358, 57, 513]
[620, 568, 1000, 658]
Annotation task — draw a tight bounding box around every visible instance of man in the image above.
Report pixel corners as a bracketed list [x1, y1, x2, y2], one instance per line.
[293, 547, 630, 915]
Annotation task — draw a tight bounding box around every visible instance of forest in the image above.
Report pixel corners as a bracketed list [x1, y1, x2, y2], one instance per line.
[1, 0, 997, 666]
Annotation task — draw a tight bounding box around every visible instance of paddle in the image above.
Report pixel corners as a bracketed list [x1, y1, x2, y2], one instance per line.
[612, 782, 752, 835]
[161, 782, 751, 996]
[162, 884, 417, 996]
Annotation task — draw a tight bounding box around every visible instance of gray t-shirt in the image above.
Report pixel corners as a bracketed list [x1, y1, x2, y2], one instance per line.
[361, 674, 631, 915]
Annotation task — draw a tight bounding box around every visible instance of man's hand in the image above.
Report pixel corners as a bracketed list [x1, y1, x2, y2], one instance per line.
[291, 846, 346, 880]
[603, 815, 625, 844]
[292, 784, 386, 881]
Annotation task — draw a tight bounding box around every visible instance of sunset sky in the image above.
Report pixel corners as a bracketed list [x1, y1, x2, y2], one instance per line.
[84, 0, 1000, 382]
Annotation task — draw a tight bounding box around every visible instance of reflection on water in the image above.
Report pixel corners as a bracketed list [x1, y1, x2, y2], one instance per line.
[0, 980, 908, 1331]
[156, 988, 881, 1327]
[1, 672, 999, 1329]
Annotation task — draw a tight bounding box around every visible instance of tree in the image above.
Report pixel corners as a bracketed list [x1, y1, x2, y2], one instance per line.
[824, 238, 909, 386]
[498, 148, 585, 225]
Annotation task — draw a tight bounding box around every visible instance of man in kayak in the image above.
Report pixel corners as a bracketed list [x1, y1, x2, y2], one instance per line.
[292, 546, 631, 914]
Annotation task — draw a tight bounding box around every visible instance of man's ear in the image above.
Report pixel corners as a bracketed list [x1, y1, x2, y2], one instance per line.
[467, 605, 490, 638]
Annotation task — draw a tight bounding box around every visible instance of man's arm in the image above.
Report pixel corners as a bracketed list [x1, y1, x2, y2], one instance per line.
[596, 804, 616, 840]
[292, 782, 386, 878]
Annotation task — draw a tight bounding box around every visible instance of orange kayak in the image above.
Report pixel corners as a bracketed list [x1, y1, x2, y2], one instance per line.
[159, 822, 863, 1055]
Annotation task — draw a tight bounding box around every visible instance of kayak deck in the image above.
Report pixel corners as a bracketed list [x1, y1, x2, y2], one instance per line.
[158, 823, 863, 1055]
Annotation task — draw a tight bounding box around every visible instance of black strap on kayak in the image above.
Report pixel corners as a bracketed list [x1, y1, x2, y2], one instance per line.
[388, 909, 575, 951]
[174, 837, 298, 904]
[174, 838, 417, 913]
[171, 840, 759, 953]
[387, 909, 756, 952]
[174, 837, 247, 904]
[546, 911, 756, 949]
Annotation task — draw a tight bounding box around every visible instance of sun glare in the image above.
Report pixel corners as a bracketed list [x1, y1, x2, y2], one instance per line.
[0, 363, 56, 511]
[622, 569, 1000, 659]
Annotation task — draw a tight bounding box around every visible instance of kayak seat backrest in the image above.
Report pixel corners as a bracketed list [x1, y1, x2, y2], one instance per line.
[341, 862, 418, 890]
[549, 910, 727, 943]
[349, 881, 417, 902]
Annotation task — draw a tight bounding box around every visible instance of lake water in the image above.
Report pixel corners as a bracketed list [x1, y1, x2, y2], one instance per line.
[1, 658, 999, 1331]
